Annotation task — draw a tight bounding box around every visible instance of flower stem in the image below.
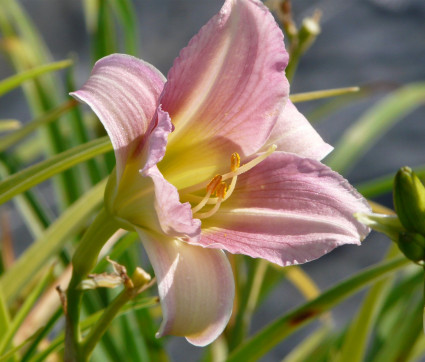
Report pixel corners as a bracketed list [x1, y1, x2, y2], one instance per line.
[81, 289, 132, 358]
[64, 208, 120, 362]
[81, 268, 154, 360]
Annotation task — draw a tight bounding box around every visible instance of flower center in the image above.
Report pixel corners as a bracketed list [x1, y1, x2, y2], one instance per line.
[181, 144, 277, 219]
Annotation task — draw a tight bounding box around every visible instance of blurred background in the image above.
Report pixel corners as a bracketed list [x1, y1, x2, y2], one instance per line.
[1, 0, 424, 360]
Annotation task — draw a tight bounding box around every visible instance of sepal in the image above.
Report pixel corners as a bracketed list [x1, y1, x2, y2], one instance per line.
[354, 212, 404, 241]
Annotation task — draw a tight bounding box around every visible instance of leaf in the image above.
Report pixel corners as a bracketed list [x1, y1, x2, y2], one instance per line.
[0, 267, 53, 355]
[0, 60, 72, 97]
[29, 297, 159, 362]
[0, 288, 10, 342]
[326, 83, 425, 174]
[335, 245, 399, 362]
[0, 136, 112, 205]
[109, 0, 139, 55]
[283, 326, 332, 362]
[0, 157, 51, 238]
[0, 179, 107, 303]
[356, 164, 425, 199]
[367, 268, 423, 360]
[0, 99, 76, 152]
[227, 256, 409, 362]
[373, 294, 422, 362]
[290, 87, 359, 103]
[0, 120, 20, 132]
[0, 1, 83, 206]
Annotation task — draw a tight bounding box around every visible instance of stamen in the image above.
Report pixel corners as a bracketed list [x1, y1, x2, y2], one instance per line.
[222, 144, 276, 181]
[194, 182, 227, 219]
[231, 152, 240, 172]
[187, 145, 277, 216]
[191, 175, 222, 214]
[207, 174, 222, 193]
[223, 175, 237, 201]
[216, 181, 227, 199]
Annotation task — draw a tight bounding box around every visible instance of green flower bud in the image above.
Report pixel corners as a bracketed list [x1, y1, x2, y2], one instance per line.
[298, 13, 321, 54]
[397, 231, 425, 262]
[393, 167, 425, 235]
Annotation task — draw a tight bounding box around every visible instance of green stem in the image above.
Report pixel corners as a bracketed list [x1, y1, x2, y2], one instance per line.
[285, 49, 300, 84]
[81, 289, 133, 359]
[64, 208, 120, 362]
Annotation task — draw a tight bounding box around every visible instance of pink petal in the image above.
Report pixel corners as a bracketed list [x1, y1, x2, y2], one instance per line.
[70, 54, 165, 180]
[140, 106, 173, 174]
[261, 101, 333, 161]
[114, 163, 200, 240]
[196, 153, 370, 266]
[144, 166, 201, 240]
[160, 0, 289, 181]
[136, 229, 235, 346]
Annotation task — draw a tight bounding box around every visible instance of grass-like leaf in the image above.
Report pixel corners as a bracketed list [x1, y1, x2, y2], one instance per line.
[0, 288, 10, 342]
[0, 1, 84, 206]
[30, 297, 159, 362]
[0, 157, 52, 237]
[326, 83, 425, 174]
[0, 60, 72, 97]
[0, 99, 77, 153]
[0, 179, 106, 303]
[110, 0, 139, 55]
[0, 120, 21, 132]
[356, 164, 425, 198]
[282, 326, 332, 362]
[227, 256, 409, 362]
[0, 136, 111, 205]
[0, 267, 53, 356]
[335, 246, 400, 362]
[290, 87, 360, 103]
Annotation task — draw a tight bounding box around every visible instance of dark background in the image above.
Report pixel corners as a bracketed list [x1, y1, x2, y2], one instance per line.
[1, 0, 424, 360]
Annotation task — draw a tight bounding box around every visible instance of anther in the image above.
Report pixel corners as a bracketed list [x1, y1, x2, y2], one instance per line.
[191, 175, 222, 214]
[206, 175, 222, 194]
[216, 182, 227, 199]
[194, 182, 227, 219]
[231, 152, 240, 172]
[222, 144, 277, 181]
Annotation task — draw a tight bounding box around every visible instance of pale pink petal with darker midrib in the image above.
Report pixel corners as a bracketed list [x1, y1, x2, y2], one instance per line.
[197, 153, 371, 266]
[110, 108, 200, 240]
[144, 166, 201, 240]
[161, 0, 289, 176]
[70, 54, 165, 180]
[136, 229, 235, 346]
[261, 101, 333, 161]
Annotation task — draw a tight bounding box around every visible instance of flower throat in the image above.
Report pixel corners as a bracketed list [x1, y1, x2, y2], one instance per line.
[181, 144, 277, 219]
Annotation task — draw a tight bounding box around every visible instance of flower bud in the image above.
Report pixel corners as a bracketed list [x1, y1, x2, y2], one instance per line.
[298, 11, 321, 54]
[397, 232, 425, 262]
[393, 167, 425, 235]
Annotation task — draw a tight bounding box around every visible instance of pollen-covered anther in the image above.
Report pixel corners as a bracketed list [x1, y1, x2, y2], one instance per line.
[216, 182, 227, 199]
[222, 144, 277, 181]
[230, 152, 240, 172]
[193, 181, 227, 220]
[191, 175, 222, 214]
[206, 175, 223, 194]
[187, 145, 277, 213]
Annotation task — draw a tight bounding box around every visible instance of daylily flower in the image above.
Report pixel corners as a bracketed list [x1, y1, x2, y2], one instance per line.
[71, 0, 370, 346]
